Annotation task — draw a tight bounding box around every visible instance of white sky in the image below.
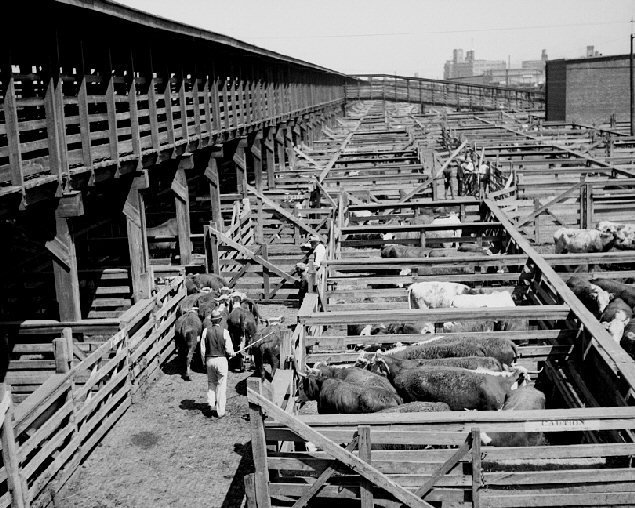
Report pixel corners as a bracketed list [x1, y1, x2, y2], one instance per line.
[116, 0, 635, 78]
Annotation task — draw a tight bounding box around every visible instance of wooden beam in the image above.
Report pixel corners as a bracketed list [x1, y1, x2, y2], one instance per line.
[246, 386, 432, 508]
[414, 436, 470, 498]
[124, 181, 152, 302]
[291, 436, 360, 508]
[398, 141, 467, 204]
[234, 138, 248, 197]
[516, 180, 584, 228]
[173, 154, 193, 265]
[486, 199, 635, 399]
[246, 185, 325, 242]
[209, 226, 298, 283]
[299, 305, 571, 325]
[205, 146, 224, 231]
[264, 126, 276, 189]
[51, 212, 81, 321]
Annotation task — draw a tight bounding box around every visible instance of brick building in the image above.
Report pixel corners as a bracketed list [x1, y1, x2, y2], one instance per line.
[546, 54, 630, 124]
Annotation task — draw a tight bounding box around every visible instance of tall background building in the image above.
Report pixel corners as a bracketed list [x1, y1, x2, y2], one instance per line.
[443, 49, 548, 88]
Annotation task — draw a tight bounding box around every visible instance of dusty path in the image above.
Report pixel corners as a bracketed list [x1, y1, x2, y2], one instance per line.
[57, 304, 297, 508]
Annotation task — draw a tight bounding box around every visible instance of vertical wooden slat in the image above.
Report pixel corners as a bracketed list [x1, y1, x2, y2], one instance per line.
[1, 387, 29, 508]
[358, 425, 373, 508]
[77, 41, 93, 178]
[471, 428, 481, 508]
[2, 61, 25, 195]
[203, 75, 213, 137]
[211, 65, 222, 132]
[104, 48, 120, 168]
[163, 70, 176, 146]
[192, 75, 202, 140]
[222, 72, 231, 130]
[128, 50, 142, 168]
[178, 71, 189, 142]
[247, 379, 272, 508]
[145, 48, 161, 153]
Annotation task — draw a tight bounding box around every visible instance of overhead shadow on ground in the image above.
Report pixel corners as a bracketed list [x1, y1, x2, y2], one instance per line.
[180, 399, 212, 417]
[221, 442, 254, 508]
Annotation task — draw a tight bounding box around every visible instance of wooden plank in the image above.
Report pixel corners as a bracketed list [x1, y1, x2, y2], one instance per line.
[398, 141, 467, 203]
[300, 305, 570, 325]
[1, 388, 28, 508]
[173, 160, 192, 265]
[248, 379, 272, 508]
[247, 386, 433, 508]
[290, 436, 360, 508]
[247, 185, 325, 242]
[414, 437, 470, 498]
[486, 199, 635, 398]
[358, 425, 373, 508]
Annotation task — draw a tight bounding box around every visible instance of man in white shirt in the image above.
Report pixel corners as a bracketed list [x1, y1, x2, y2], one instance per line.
[308, 235, 326, 269]
[200, 310, 235, 418]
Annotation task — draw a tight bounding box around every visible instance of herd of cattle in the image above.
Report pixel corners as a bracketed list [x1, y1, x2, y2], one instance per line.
[554, 222, 635, 356]
[295, 339, 543, 446]
[167, 207, 635, 450]
[174, 272, 286, 381]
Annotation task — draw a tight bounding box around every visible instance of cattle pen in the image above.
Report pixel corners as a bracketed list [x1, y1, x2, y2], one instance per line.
[1, 1, 635, 507]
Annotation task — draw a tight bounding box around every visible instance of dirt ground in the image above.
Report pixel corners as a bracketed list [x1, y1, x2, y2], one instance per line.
[56, 303, 298, 508]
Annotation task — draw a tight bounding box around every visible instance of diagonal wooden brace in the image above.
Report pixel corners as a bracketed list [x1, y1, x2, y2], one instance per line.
[291, 436, 360, 508]
[209, 227, 298, 284]
[247, 185, 325, 243]
[247, 388, 432, 508]
[171, 180, 189, 203]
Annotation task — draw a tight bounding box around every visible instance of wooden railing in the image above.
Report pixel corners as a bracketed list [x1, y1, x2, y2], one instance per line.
[1, 1, 350, 206]
[346, 74, 544, 111]
[0, 277, 185, 507]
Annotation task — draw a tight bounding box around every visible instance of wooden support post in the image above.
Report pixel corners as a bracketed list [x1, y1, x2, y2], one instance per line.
[275, 125, 286, 171]
[234, 138, 248, 198]
[261, 243, 270, 300]
[173, 154, 193, 265]
[205, 222, 221, 276]
[205, 146, 224, 231]
[286, 120, 296, 170]
[1, 387, 29, 508]
[50, 194, 83, 321]
[247, 379, 272, 508]
[358, 425, 373, 508]
[471, 429, 481, 508]
[264, 127, 276, 189]
[53, 332, 72, 374]
[533, 197, 541, 243]
[243, 473, 257, 508]
[124, 171, 152, 301]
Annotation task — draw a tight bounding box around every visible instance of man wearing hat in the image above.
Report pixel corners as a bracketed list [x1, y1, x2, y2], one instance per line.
[199, 309, 235, 418]
[306, 235, 326, 269]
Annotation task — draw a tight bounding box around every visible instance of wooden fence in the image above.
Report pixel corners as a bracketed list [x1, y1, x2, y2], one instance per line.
[0, 277, 184, 507]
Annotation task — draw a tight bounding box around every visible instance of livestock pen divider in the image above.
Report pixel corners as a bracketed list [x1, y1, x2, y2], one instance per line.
[0, 277, 185, 508]
[246, 376, 635, 508]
